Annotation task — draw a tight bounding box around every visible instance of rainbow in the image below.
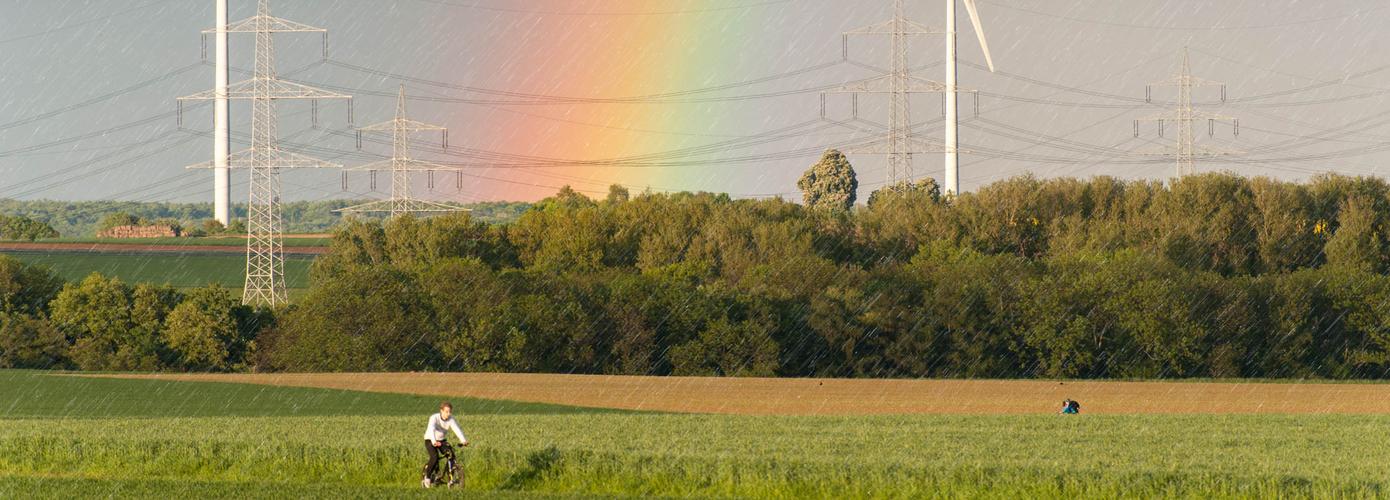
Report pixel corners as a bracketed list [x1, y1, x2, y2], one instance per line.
[434, 3, 786, 202]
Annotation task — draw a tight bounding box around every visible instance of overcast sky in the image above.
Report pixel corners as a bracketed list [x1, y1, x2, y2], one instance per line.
[1, 0, 1387, 204]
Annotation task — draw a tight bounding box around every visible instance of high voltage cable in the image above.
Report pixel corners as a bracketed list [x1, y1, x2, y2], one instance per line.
[2, 133, 203, 200]
[22, 38, 1390, 200]
[1230, 108, 1390, 156]
[322, 58, 849, 103]
[309, 119, 819, 166]
[0, 62, 204, 132]
[0, 59, 321, 138]
[310, 78, 850, 105]
[236, 52, 1390, 172]
[0, 0, 179, 45]
[401, 0, 799, 17]
[326, 119, 841, 167]
[321, 58, 944, 105]
[977, 1, 1390, 31]
[966, 116, 1153, 157]
[0, 103, 204, 157]
[0, 129, 188, 197]
[5, 124, 321, 200]
[959, 58, 1390, 107]
[1239, 107, 1390, 145]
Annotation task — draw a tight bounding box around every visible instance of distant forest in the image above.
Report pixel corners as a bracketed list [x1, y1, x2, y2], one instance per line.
[3, 165, 1390, 379]
[0, 199, 532, 237]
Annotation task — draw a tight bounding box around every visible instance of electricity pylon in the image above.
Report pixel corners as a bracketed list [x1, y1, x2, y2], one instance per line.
[179, 0, 351, 307]
[1134, 48, 1239, 178]
[823, 0, 947, 185]
[337, 85, 467, 216]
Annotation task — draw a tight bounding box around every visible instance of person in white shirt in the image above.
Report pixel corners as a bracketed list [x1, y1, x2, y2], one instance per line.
[422, 401, 469, 487]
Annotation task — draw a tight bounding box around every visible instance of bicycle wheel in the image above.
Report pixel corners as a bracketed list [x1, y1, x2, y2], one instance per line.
[446, 458, 461, 488]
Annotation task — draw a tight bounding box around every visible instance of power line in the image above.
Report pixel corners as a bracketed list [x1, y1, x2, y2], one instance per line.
[398, 0, 801, 17]
[322, 57, 851, 104]
[0, 0, 179, 45]
[0, 62, 204, 132]
[978, 1, 1390, 31]
[0, 103, 204, 157]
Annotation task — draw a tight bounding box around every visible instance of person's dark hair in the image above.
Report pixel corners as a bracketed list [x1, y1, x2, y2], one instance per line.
[440, 402, 453, 410]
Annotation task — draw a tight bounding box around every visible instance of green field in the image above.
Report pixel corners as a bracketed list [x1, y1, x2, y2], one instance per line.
[0, 251, 312, 292]
[40, 236, 332, 247]
[2, 371, 1389, 498]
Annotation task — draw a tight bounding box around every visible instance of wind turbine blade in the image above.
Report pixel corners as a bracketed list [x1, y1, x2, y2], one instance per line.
[962, 0, 995, 72]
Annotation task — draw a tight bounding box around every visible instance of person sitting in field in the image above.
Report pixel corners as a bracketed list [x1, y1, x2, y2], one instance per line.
[1060, 399, 1080, 414]
[422, 401, 470, 488]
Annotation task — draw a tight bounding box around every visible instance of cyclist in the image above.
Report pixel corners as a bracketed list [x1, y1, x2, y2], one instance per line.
[422, 401, 470, 488]
[1060, 399, 1080, 414]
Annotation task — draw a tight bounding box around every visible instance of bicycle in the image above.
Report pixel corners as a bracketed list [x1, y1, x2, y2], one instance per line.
[425, 441, 464, 489]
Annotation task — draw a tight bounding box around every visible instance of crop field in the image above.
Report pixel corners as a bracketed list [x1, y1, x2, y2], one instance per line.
[41, 236, 333, 247]
[0, 251, 312, 292]
[3, 371, 1390, 498]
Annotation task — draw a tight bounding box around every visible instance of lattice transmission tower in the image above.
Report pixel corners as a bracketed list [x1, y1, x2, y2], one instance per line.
[822, 0, 947, 185]
[180, 0, 351, 307]
[1134, 48, 1239, 178]
[338, 86, 467, 216]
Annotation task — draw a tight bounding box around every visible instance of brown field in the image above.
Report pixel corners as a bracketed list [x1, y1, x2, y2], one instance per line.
[89, 372, 1390, 415]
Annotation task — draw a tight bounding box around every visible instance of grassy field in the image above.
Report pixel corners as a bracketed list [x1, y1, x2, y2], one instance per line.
[40, 236, 331, 247]
[3, 371, 1390, 498]
[0, 251, 312, 292]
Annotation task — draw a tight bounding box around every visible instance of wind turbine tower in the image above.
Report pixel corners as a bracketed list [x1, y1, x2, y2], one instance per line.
[214, 0, 230, 225]
[944, 0, 996, 196]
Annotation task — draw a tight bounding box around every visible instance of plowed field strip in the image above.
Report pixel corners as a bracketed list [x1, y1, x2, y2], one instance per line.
[85, 373, 1390, 415]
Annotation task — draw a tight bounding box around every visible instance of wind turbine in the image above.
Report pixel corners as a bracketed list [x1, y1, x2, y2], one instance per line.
[944, 0, 995, 196]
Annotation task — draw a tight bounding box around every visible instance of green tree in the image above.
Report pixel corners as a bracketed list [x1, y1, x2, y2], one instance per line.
[669, 317, 779, 377]
[0, 314, 67, 369]
[310, 218, 388, 282]
[1249, 178, 1322, 271]
[201, 219, 226, 234]
[798, 149, 858, 212]
[0, 215, 59, 241]
[97, 212, 140, 232]
[866, 178, 940, 207]
[860, 178, 948, 262]
[49, 274, 168, 371]
[1147, 173, 1260, 275]
[1325, 194, 1386, 272]
[907, 241, 1032, 377]
[605, 184, 630, 204]
[0, 256, 63, 316]
[263, 266, 434, 371]
[162, 285, 248, 371]
[424, 258, 509, 371]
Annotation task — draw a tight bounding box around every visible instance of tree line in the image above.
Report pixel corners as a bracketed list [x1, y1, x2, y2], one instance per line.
[264, 164, 1390, 378]
[0, 199, 531, 237]
[2, 157, 1389, 378]
[0, 215, 58, 241]
[0, 259, 267, 371]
